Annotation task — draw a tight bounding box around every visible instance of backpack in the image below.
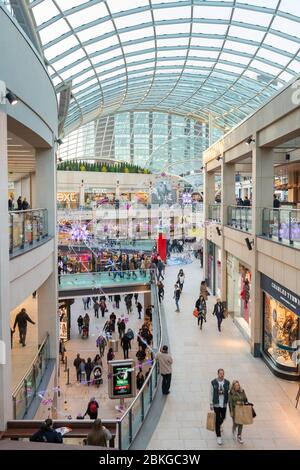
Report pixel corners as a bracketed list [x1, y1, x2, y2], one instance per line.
[89, 401, 97, 414]
[126, 328, 134, 340]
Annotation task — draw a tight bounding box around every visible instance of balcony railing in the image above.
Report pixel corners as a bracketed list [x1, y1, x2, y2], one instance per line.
[117, 282, 162, 449]
[262, 208, 300, 247]
[12, 334, 50, 420]
[208, 204, 221, 223]
[228, 205, 252, 232]
[9, 209, 48, 256]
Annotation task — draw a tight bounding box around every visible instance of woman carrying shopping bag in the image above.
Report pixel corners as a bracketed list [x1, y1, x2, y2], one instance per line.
[195, 295, 207, 329]
[229, 380, 249, 444]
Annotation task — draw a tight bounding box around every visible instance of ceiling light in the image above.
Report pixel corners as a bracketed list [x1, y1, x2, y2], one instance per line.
[55, 138, 63, 145]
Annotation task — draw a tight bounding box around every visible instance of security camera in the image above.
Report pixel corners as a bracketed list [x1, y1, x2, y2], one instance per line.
[285, 154, 290, 161]
[245, 237, 254, 251]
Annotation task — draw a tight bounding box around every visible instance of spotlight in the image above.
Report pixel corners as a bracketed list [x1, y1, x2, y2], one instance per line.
[245, 136, 255, 146]
[245, 237, 254, 251]
[5, 91, 18, 105]
[216, 156, 223, 161]
[55, 138, 63, 145]
[216, 227, 222, 236]
[58, 157, 62, 162]
[200, 166, 204, 170]
[285, 153, 290, 161]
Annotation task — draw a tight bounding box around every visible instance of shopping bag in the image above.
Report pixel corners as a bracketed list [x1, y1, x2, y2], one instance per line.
[206, 411, 216, 431]
[234, 404, 253, 425]
[193, 308, 199, 318]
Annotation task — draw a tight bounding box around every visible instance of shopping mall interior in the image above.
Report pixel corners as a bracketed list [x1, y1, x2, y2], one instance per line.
[1, 0, 300, 453]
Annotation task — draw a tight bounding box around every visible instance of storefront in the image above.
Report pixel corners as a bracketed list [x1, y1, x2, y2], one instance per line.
[226, 253, 251, 339]
[261, 274, 300, 380]
[58, 300, 73, 342]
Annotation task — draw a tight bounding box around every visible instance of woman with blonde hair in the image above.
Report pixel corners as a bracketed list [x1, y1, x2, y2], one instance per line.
[228, 380, 248, 444]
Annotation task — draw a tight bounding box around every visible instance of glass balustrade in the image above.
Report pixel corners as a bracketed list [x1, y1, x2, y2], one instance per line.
[208, 204, 221, 223]
[9, 209, 48, 256]
[59, 269, 154, 290]
[117, 285, 162, 449]
[262, 208, 300, 247]
[12, 334, 50, 419]
[228, 205, 252, 232]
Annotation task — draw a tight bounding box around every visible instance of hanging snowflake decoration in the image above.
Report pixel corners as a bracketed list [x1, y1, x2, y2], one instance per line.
[182, 192, 192, 205]
[70, 223, 89, 242]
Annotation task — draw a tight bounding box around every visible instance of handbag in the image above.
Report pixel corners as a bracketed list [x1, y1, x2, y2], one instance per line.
[246, 402, 256, 418]
[234, 404, 253, 425]
[206, 411, 216, 432]
[193, 308, 199, 318]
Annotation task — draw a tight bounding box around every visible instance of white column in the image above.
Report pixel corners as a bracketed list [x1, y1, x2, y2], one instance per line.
[0, 106, 13, 429]
[220, 161, 236, 301]
[35, 147, 58, 359]
[203, 170, 215, 281]
[250, 142, 274, 356]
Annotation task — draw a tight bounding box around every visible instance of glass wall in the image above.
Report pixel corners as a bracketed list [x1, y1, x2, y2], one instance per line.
[263, 293, 299, 376]
[226, 253, 251, 339]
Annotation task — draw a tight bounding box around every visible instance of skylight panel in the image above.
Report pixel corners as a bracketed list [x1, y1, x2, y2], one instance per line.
[32, 0, 59, 27]
[263, 33, 300, 54]
[257, 47, 290, 67]
[272, 16, 300, 39]
[53, 48, 86, 71]
[224, 40, 258, 55]
[56, 0, 84, 11]
[154, 6, 191, 21]
[232, 7, 273, 27]
[85, 37, 119, 54]
[39, 19, 70, 44]
[77, 22, 115, 42]
[279, 0, 300, 16]
[67, 3, 108, 29]
[192, 22, 228, 35]
[156, 23, 190, 35]
[45, 35, 79, 58]
[190, 37, 224, 48]
[114, 11, 152, 29]
[251, 59, 282, 75]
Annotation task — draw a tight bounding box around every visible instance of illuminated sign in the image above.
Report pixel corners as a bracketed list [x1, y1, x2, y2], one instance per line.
[108, 360, 136, 399]
[57, 192, 78, 202]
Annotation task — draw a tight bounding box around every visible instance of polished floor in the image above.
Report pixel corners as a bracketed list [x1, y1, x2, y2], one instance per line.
[147, 261, 300, 450]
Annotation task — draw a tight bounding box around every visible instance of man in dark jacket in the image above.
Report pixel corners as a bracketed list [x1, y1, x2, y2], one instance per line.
[212, 299, 225, 332]
[114, 294, 121, 309]
[13, 308, 35, 347]
[30, 419, 63, 443]
[121, 334, 131, 359]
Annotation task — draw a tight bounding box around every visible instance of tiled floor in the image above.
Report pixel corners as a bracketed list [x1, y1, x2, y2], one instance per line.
[11, 296, 38, 392]
[147, 261, 300, 450]
[56, 295, 151, 420]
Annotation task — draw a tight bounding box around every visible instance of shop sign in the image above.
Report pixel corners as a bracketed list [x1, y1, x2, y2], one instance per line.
[261, 274, 300, 317]
[57, 192, 78, 202]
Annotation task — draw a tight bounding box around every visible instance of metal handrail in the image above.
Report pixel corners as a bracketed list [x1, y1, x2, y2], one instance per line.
[117, 280, 162, 448]
[9, 208, 47, 213]
[12, 333, 49, 398]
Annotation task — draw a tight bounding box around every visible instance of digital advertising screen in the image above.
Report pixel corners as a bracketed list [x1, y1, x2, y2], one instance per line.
[108, 360, 136, 399]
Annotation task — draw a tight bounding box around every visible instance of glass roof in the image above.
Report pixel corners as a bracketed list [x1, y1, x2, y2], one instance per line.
[9, 1, 300, 135]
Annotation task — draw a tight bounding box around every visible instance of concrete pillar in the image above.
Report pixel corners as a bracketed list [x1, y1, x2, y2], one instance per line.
[250, 142, 274, 356]
[35, 147, 58, 360]
[0, 106, 13, 429]
[221, 161, 236, 226]
[220, 161, 236, 301]
[37, 272, 58, 358]
[203, 171, 215, 281]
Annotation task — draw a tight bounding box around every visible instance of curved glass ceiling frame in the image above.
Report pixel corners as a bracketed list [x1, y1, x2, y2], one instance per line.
[26, 0, 300, 135]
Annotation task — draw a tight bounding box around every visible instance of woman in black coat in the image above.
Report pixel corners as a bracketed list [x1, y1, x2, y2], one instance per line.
[212, 299, 225, 332]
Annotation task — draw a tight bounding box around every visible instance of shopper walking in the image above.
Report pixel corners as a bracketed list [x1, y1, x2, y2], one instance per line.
[82, 297, 89, 310]
[109, 311, 116, 332]
[136, 370, 145, 391]
[84, 397, 99, 420]
[96, 335, 107, 358]
[85, 357, 94, 386]
[210, 368, 230, 445]
[200, 280, 209, 300]
[117, 318, 126, 339]
[73, 353, 82, 382]
[173, 283, 181, 312]
[125, 295, 132, 315]
[156, 345, 173, 395]
[229, 380, 248, 444]
[195, 295, 207, 329]
[136, 301, 143, 319]
[114, 294, 121, 309]
[93, 300, 99, 319]
[157, 281, 164, 302]
[157, 258, 165, 281]
[99, 299, 107, 318]
[212, 298, 225, 332]
[107, 348, 115, 362]
[13, 308, 35, 347]
[121, 334, 131, 359]
[177, 269, 185, 292]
